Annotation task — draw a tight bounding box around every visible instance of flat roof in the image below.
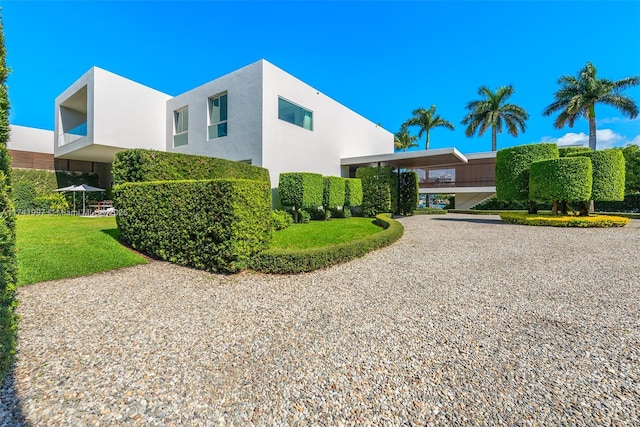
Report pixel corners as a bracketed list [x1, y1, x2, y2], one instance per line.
[341, 148, 468, 169]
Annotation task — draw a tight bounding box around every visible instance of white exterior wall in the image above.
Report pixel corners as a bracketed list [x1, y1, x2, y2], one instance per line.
[166, 61, 263, 167]
[9, 125, 54, 154]
[55, 67, 170, 163]
[261, 61, 393, 185]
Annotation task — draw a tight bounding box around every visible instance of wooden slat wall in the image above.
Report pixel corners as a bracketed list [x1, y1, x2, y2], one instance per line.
[8, 149, 55, 170]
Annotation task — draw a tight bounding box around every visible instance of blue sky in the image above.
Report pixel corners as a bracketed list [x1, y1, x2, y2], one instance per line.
[3, 0, 640, 154]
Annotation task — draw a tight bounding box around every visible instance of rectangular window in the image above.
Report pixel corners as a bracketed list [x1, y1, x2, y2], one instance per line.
[208, 93, 228, 139]
[174, 107, 188, 147]
[428, 169, 455, 184]
[278, 97, 313, 131]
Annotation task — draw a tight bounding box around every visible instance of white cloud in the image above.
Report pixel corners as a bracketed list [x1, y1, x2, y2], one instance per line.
[540, 129, 639, 149]
[597, 116, 640, 125]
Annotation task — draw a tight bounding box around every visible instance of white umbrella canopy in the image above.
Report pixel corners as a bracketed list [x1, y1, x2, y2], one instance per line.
[54, 184, 106, 214]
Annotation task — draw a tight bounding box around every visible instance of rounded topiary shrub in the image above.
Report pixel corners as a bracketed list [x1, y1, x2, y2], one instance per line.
[529, 157, 592, 202]
[496, 143, 559, 201]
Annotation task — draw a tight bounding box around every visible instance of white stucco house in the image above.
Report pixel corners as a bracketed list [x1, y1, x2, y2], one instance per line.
[9, 59, 497, 208]
[52, 59, 393, 187]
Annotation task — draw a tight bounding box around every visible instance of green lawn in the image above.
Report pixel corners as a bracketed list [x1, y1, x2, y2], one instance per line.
[16, 215, 148, 286]
[269, 217, 383, 250]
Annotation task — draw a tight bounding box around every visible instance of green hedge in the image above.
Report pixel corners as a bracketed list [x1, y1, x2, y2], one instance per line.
[10, 168, 99, 211]
[251, 214, 404, 274]
[558, 146, 592, 157]
[356, 166, 393, 217]
[115, 179, 272, 273]
[323, 176, 345, 211]
[529, 157, 592, 202]
[500, 212, 629, 227]
[398, 171, 418, 215]
[344, 178, 363, 207]
[596, 193, 640, 212]
[279, 172, 323, 222]
[0, 14, 16, 382]
[112, 149, 270, 186]
[581, 149, 625, 202]
[496, 143, 559, 201]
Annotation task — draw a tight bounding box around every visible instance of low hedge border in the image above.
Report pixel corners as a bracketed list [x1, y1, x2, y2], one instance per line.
[251, 214, 404, 274]
[413, 208, 448, 215]
[500, 212, 630, 227]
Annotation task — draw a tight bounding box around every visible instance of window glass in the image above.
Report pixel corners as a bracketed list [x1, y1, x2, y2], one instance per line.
[278, 97, 313, 131]
[208, 93, 228, 139]
[174, 107, 188, 146]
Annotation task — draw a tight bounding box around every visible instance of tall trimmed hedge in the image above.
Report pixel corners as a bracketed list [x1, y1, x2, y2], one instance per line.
[398, 171, 418, 215]
[278, 172, 323, 222]
[579, 149, 625, 202]
[323, 176, 345, 211]
[115, 179, 272, 273]
[0, 12, 17, 381]
[10, 169, 99, 211]
[356, 166, 393, 217]
[112, 149, 270, 186]
[558, 146, 592, 157]
[496, 143, 559, 201]
[344, 178, 363, 207]
[529, 157, 593, 202]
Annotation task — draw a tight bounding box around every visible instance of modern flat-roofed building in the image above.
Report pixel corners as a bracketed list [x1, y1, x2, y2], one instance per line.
[9, 59, 497, 208]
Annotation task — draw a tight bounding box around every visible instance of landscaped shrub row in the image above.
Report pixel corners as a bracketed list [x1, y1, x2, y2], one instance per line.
[112, 149, 270, 186]
[115, 179, 272, 273]
[344, 178, 363, 208]
[0, 16, 17, 382]
[596, 193, 640, 212]
[323, 176, 345, 214]
[251, 214, 404, 274]
[398, 171, 418, 215]
[576, 150, 626, 202]
[11, 168, 99, 211]
[356, 166, 393, 217]
[500, 212, 629, 227]
[278, 172, 324, 222]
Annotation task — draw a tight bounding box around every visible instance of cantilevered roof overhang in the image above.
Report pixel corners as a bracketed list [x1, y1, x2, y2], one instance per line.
[341, 147, 468, 169]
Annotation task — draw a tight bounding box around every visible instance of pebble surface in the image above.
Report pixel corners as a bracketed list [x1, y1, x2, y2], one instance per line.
[1, 214, 639, 426]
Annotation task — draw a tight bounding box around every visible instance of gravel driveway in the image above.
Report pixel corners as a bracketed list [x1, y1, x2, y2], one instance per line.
[2, 214, 639, 425]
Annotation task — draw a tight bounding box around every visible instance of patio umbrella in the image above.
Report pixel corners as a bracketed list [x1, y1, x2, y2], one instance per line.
[54, 184, 106, 215]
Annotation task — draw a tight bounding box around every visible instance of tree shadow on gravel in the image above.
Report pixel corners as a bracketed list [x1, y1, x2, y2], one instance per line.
[0, 367, 27, 426]
[430, 216, 507, 225]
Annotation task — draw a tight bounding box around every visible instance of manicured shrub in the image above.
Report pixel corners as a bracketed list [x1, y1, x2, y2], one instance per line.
[322, 176, 345, 219]
[271, 210, 293, 231]
[112, 149, 270, 186]
[251, 214, 404, 274]
[331, 207, 352, 218]
[496, 143, 559, 201]
[398, 171, 418, 215]
[596, 193, 640, 212]
[529, 157, 592, 202]
[344, 178, 363, 208]
[471, 195, 553, 211]
[115, 179, 272, 273]
[413, 207, 448, 215]
[278, 172, 323, 223]
[298, 209, 311, 223]
[558, 146, 592, 157]
[579, 149, 625, 202]
[356, 166, 393, 217]
[500, 212, 629, 227]
[0, 13, 17, 382]
[33, 193, 70, 211]
[621, 144, 640, 193]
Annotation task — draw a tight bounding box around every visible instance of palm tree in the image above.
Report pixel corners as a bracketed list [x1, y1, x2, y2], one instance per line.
[403, 105, 455, 150]
[394, 126, 418, 152]
[461, 85, 529, 151]
[543, 62, 640, 150]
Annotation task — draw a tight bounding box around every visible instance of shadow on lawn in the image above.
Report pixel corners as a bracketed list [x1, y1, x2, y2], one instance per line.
[430, 216, 507, 226]
[100, 228, 120, 241]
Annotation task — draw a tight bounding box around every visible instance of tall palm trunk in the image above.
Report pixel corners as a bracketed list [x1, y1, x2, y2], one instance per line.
[425, 131, 430, 150]
[588, 104, 597, 151]
[491, 125, 497, 151]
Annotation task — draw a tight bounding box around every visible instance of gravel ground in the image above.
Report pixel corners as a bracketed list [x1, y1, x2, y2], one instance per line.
[1, 214, 639, 426]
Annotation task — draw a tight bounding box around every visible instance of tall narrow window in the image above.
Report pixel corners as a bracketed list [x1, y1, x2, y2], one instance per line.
[278, 97, 313, 131]
[208, 93, 228, 139]
[174, 107, 188, 147]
